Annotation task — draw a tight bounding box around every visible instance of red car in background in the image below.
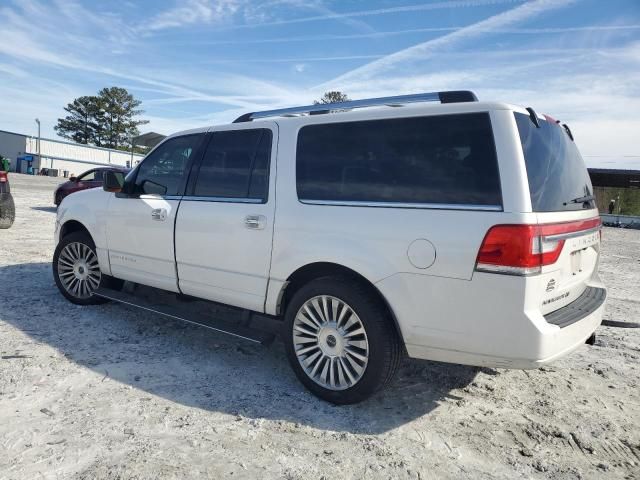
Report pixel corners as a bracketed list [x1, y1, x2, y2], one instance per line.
[54, 167, 129, 206]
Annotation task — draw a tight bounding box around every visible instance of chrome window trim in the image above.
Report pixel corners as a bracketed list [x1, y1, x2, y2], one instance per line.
[138, 194, 183, 201]
[137, 194, 264, 204]
[298, 199, 502, 211]
[182, 196, 264, 204]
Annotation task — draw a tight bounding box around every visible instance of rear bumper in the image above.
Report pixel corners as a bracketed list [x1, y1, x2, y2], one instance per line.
[376, 272, 606, 369]
[404, 296, 604, 369]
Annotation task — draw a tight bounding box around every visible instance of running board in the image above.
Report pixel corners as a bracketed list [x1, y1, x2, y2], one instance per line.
[93, 285, 279, 345]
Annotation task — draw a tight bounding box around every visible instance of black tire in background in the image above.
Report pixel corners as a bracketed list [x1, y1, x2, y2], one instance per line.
[53, 230, 123, 305]
[284, 276, 403, 404]
[0, 193, 15, 229]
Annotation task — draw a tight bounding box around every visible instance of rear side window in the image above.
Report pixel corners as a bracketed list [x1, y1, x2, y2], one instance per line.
[296, 113, 501, 207]
[514, 113, 594, 212]
[193, 129, 272, 201]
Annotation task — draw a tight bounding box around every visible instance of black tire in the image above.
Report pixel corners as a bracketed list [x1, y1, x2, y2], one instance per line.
[53, 230, 123, 305]
[0, 193, 15, 229]
[284, 276, 403, 404]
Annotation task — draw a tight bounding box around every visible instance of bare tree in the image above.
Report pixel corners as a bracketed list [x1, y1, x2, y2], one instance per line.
[314, 91, 350, 105]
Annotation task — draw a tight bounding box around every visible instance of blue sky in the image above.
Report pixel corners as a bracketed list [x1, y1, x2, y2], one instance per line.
[0, 0, 639, 167]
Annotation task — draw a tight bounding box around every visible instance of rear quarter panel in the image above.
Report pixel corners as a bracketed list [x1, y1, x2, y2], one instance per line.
[267, 107, 536, 325]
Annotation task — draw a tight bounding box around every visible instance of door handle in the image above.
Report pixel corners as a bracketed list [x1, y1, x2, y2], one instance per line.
[151, 208, 167, 221]
[245, 215, 266, 230]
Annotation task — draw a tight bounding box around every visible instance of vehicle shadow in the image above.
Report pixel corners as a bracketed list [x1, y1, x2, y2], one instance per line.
[0, 262, 481, 434]
[30, 206, 57, 213]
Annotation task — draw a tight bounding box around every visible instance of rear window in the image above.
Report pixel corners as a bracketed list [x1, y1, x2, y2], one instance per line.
[514, 113, 594, 212]
[296, 113, 502, 207]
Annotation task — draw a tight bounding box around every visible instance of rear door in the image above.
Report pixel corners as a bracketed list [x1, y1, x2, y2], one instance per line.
[175, 123, 277, 312]
[514, 112, 601, 313]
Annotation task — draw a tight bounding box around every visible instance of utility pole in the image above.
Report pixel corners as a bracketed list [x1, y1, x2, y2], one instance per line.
[35, 118, 41, 171]
[130, 135, 134, 169]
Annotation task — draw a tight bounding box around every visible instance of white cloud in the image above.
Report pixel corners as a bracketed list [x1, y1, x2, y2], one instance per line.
[180, 24, 640, 47]
[141, 0, 526, 33]
[144, 0, 242, 32]
[234, 0, 525, 29]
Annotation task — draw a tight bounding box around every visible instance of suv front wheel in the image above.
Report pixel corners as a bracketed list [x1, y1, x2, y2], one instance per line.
[53, 231, 121, 305]
[284, 277, 403, 404]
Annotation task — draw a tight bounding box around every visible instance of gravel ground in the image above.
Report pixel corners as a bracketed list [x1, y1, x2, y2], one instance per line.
[1, 173, 639, 480]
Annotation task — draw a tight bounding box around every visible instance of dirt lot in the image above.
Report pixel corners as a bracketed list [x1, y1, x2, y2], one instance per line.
[1, 174, 639, 480]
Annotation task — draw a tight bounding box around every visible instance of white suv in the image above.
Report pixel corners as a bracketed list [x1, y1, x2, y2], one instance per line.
[53, 91, 606, 404]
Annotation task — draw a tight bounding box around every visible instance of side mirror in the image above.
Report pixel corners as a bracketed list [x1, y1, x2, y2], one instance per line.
[103, 171, 125, 193]
[69, 176, 78, 182]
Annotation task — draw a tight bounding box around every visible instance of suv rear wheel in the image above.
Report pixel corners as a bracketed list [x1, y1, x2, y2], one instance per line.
[284, 277, 402, 404]
[53, 231, 122, 305]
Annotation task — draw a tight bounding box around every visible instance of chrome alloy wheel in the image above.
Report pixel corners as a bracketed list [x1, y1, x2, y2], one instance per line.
[293, 295, 370, 391]
[57, 242, 101, 299]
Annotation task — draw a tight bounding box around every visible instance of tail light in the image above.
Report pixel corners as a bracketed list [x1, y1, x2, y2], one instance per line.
[0, 172, 7, 183]
[476, 217, 601, 275]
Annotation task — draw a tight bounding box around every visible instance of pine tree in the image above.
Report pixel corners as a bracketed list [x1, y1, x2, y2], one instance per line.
[54, 96, 100, 145]
[96, 87, 149, 149]
[54, 87, 149, 149]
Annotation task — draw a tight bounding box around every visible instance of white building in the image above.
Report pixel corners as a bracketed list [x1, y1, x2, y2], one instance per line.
[0, 129, 145, 177]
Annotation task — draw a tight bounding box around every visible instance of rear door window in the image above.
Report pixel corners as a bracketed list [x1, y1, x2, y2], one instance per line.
[296, 113, 501, 207]
[192, 129, 272, 201]
[514, 113, 594, 212]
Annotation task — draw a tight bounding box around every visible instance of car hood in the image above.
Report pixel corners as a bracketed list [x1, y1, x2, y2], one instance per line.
[58, 184, 110, 211]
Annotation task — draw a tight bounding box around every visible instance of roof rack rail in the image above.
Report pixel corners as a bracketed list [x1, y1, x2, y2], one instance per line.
[233, 90, 478, 123]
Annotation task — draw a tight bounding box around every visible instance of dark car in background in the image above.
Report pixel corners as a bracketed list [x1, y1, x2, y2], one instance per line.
[0, 170, 15, 229]
[54, 167, 129, 206]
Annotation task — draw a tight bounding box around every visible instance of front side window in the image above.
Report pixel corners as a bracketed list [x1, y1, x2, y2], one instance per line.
[134, 134, 202, 196]
[193, 129, 272, 201]
[296, 113, 501, 206]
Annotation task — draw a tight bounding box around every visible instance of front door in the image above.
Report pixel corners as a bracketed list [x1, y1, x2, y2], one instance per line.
[175, 123, 277, 312]
[106, 133, 204, 291]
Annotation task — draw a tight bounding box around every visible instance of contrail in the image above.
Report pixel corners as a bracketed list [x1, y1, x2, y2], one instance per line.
[319, 0, 579, 87]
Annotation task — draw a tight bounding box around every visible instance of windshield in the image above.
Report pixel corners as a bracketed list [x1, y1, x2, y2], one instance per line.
[514, 112, 594, 212]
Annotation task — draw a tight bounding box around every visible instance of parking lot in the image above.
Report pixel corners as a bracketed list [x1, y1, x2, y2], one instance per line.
[1, 173, 639, 479]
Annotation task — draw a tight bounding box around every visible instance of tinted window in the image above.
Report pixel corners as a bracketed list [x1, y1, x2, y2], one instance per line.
[135, 135, 202, 196]
[296, 113, 501, 206]
[515, 113, 594, 212]
[193, 129, 272, 200]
